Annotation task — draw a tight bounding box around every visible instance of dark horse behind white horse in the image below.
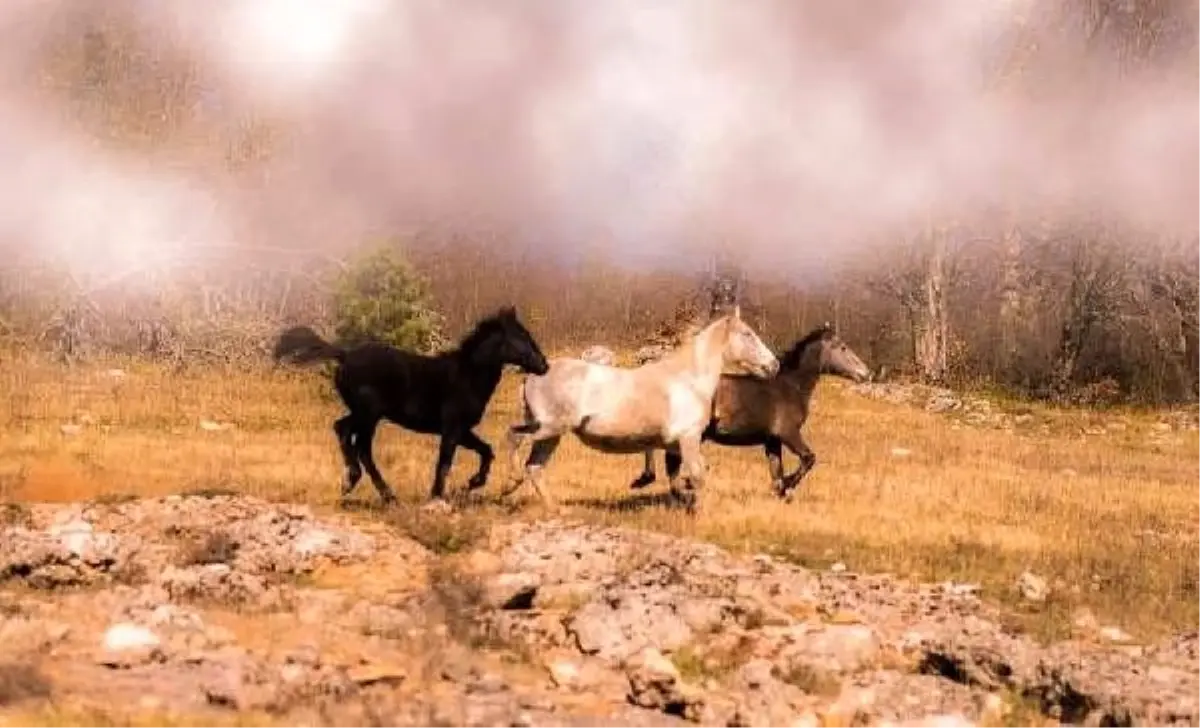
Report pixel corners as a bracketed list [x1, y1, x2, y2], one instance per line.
[630, 322, 870, 501]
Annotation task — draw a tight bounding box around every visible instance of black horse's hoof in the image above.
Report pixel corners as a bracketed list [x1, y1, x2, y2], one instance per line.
[467, 474, 488, 491]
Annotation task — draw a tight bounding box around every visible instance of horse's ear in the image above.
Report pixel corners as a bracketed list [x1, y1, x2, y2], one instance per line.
[499, 305, 517, 320]
[823, 320, 837, 336]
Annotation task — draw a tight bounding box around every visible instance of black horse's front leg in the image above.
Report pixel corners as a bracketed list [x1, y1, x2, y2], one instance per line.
[460, 429, 494, 490]
[431, 432, 461, 501]
[333, 415, 362, 497]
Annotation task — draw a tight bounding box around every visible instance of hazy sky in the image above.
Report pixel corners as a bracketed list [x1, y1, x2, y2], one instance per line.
[0, 0, 1195, 283]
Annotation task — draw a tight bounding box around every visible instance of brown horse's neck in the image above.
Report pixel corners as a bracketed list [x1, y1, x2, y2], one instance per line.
[779, 346, 823, 410]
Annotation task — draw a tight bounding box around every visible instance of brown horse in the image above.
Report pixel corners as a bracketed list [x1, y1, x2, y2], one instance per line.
[506, 307, 779, 513]
[629, 322, 870, 501]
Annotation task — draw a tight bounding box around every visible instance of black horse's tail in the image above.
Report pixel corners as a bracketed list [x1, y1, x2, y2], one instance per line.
[272, 326, 345, 366]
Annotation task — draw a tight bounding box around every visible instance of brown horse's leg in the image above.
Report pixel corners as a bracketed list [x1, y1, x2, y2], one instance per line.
[334, 415, 362, 498]
[356, 418, 398, 505]
[461, 429, 494, 490]
[764, 437, 785, 497]
[778, 430, 816, 500]
[629, 450, 657, 489]
[664, 449, 682, 481]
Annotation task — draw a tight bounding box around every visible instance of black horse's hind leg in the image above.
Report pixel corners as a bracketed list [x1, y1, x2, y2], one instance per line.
[629, 450, 657, 489]
[334, 415, 362, 497]
[764, 437, 785, 497]
[430, 432, 460, 501]
[461, 429, 494, 490]
[355, 417, 397, 505]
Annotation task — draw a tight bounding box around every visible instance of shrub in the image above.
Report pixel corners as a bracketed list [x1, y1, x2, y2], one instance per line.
[331, 244, 446, 353]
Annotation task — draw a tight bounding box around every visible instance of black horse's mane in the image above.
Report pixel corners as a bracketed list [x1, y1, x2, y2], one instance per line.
[778, 323, 834, 371]
[449, 307, 516, 357]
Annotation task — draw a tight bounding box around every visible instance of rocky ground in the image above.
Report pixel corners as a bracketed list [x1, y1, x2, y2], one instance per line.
[849, 381, 1199, 437]
[1, 494, 1196, 726]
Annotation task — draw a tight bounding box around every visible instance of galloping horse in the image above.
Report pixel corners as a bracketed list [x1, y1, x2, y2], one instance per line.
[505, 307, 779, 512]
[629, 322, 871, 501]
[273, 306, 549, 505]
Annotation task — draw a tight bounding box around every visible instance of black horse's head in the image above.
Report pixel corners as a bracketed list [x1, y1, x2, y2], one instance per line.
[488, 305, 550, 375]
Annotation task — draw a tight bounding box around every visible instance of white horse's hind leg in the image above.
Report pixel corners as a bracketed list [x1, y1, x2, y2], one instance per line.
[506, 426, 531, 483]
[671, 434, 706, 514]
[522, 435, 562, 504]
[503, 422, 561, 499]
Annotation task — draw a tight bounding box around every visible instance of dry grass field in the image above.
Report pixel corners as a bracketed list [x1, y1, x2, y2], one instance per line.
[1, 349, 1196, 643]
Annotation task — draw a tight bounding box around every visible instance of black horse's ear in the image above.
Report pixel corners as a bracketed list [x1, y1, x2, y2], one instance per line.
[498, 305, 517, 320]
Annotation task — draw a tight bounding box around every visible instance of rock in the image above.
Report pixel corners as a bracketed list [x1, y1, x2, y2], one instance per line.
[1099, 626, 1135, 644]
[198, 419, 233, 432]
[348, 662, 407, 687]
[548, 659, 580, 688]
[625, 648, 703, 719]
[60, 423, 83, 436]
[738, 659, 776, 690]
[568, 594, 693, 663]
[292, 527, 336, 558]
[830, 562, 847, 573]
[1016, 571, 1048, 603]
[99, 622, 163, 668]
[580, 345, 616, 366]
[925, 395, 960, 413]
[890, 447, 913, 458]
[1072, 608, 1100, 634]
[785, 624, 881, 674]
[543, 653, 626, 694]
[484, 572, 541, 610]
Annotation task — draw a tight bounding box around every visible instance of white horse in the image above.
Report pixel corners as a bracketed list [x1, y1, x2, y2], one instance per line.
[505, 307, 779, 512]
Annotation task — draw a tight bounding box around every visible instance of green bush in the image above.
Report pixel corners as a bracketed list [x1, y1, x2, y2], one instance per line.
[332, 245, 445, 352]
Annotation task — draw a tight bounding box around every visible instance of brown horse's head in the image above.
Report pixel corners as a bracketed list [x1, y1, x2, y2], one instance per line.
[780, 322, 871, 382]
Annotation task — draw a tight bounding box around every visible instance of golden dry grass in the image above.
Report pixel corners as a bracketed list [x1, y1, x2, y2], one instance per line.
[1, 350, 1196, 641]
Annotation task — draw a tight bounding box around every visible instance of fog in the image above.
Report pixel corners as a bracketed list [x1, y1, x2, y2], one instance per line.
[0, 0, 1196, 284]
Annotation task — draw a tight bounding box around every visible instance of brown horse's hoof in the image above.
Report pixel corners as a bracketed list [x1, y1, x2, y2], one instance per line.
[668, 485, 698, 514]
[630, 472, 656, 490]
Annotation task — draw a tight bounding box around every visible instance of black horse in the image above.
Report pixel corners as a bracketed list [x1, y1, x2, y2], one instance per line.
[273, 306, 549, 505]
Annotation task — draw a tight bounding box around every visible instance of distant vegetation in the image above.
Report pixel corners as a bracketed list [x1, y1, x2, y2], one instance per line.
[0, 0, 1195, 407]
